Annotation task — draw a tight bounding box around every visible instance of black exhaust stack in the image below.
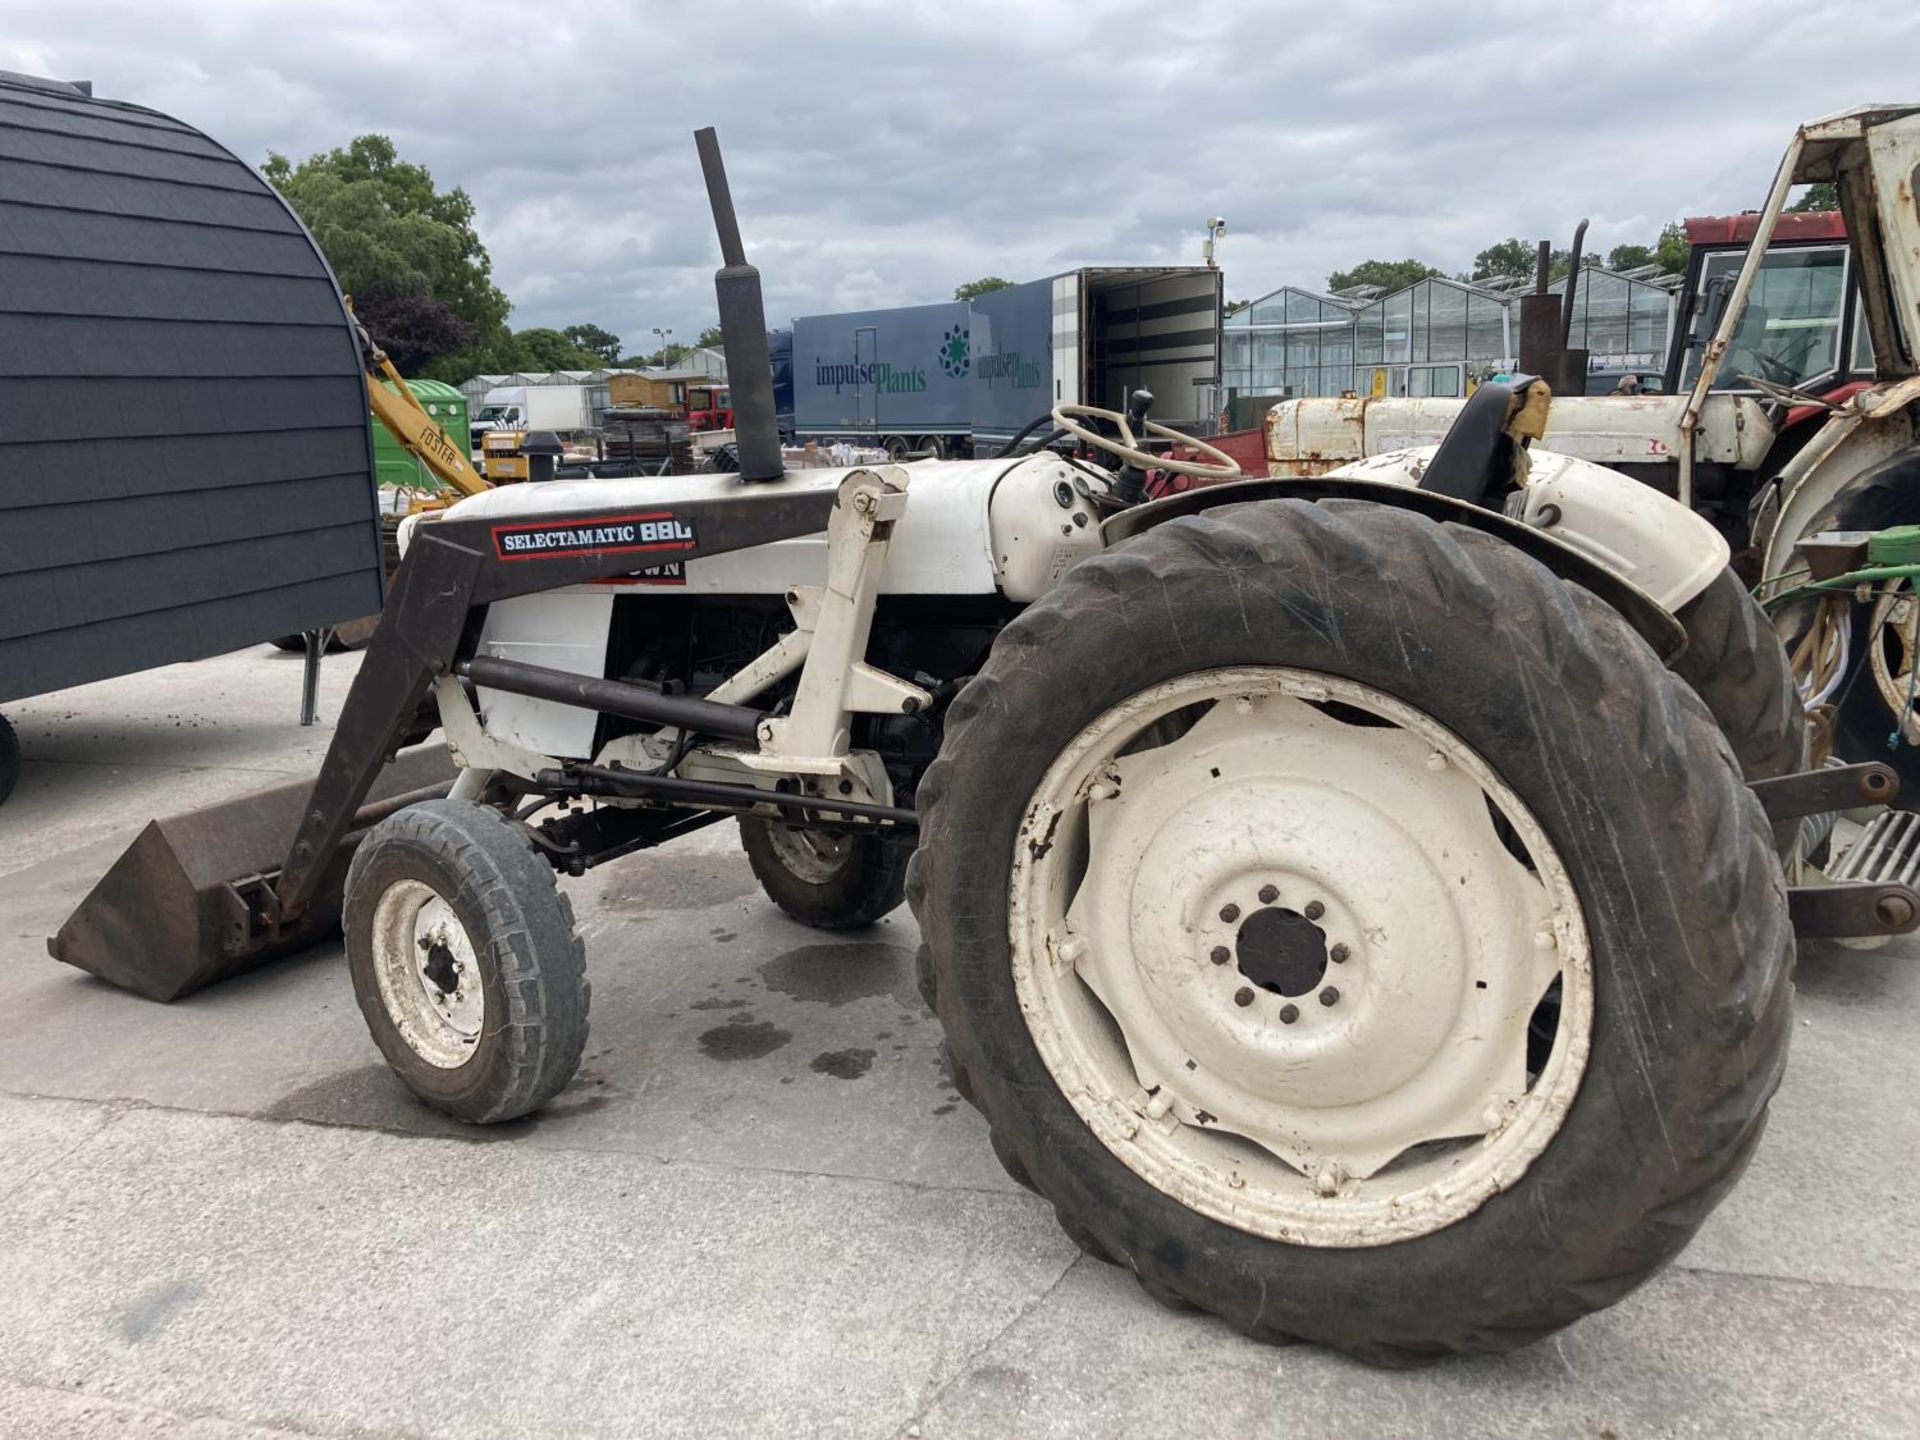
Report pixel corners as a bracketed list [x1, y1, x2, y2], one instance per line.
[694, 127, 783, 483]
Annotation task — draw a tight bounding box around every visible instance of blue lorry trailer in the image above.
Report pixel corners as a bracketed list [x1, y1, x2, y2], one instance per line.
[783, 266, 1222, 459]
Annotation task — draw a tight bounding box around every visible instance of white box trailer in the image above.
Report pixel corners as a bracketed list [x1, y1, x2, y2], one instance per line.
[971, 266, 1224, 454]
[469, 384, 595, 450]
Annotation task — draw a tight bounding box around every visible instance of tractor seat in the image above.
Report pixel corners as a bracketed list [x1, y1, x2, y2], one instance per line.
[1418, 375, 1546, 507]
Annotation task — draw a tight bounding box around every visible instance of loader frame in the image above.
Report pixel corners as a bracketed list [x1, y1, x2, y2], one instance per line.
[268, 469, 931, 931]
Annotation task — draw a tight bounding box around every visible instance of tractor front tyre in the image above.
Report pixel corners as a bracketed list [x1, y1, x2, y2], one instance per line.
[344, 799, 589, 1123]
[0, 711, 18, 807]
[740, 816, 910, 930]
[910, 497, 1792, 1361]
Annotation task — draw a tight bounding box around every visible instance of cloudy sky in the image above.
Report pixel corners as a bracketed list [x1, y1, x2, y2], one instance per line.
[5, 1, 1918, 351]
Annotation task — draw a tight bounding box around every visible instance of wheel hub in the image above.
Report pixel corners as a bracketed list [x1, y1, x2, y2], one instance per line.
[1234, 905, 1326, 997]
[1011, 667, 1591, 1246]
[369, 882, 485, 1069]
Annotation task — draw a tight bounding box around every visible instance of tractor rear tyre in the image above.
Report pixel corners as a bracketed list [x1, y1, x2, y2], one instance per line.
[740, 816, 910, 930]
[344, 799, 589, 1123]
[0, 711, 18, 807]
[910, 497, 1792, 1361]
[1671, 568, 1806, 856]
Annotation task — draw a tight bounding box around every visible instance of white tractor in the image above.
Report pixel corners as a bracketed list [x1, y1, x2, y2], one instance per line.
[65, 126, 1861, 1364]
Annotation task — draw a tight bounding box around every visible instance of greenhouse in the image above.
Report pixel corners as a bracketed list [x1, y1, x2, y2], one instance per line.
[1223, 267, 1682, 406]
[1351, 277, 1516, 399]
[1222, 287, 1361, 408]
[1548, 267, 1675, 378]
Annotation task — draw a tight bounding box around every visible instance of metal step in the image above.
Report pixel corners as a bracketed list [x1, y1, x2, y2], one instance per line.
[1831, 808, 1920, 887]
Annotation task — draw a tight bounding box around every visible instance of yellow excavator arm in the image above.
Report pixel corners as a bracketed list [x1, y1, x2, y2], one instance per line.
[350, 302, 489, 498]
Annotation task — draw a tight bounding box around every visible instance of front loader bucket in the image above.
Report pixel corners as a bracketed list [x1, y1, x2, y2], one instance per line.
[50, 746, 455, 1002]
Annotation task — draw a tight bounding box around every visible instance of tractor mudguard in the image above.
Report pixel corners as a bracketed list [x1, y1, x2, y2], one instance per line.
[1105, 472, 1690, 662]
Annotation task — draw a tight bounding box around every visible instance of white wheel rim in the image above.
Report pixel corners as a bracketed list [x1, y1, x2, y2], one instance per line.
[1008, 667, 1592, 1247]
[1868, 583, 1920, 745]
[765, 824, 853, 885]
[370, 879, 486, 1069]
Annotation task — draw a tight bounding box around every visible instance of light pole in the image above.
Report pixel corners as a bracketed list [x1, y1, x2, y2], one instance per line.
[652, 326, 673, 364]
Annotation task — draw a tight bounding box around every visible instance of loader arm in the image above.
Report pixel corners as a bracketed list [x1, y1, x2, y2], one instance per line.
[352, 305, 489, 499]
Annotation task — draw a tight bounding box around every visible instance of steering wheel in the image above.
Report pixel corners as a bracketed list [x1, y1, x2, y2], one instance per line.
[1737, 373, 1838, 410]
[1050, 403, 1241, 480]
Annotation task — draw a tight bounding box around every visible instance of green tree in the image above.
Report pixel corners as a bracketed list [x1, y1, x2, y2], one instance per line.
[561, 324, 623, 364]
[696, 324, 725, 349]
[1325, 258, 1443, 294]
[1223, 298, 1251, 317]
[954, 276, 1015, 301]
[1789, 180, 1840, 213]
[1654, 221, 1689, 274]
[1470, 238, 1555, 284]
[264, 135, 508, 373]
[1606, 243, 1655, 271]
[507, 328, 604, 371]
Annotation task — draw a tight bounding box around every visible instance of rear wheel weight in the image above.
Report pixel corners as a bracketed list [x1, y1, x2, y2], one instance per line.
[344, 799, 588, 1123]
[910, 497, 1793, 1358]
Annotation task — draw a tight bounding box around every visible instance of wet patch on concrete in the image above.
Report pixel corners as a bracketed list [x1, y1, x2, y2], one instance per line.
[689, 997, 749, 1012]
[598, 852, 758, 912]
[809, 1047, 876, 1080]
[261, 1064, 615, 1141]
[119, 1278, 202, 1343]
[696, 1015, 792, 1061]
[932, 1103, 956, 1116]
[759, 942, 915, 1009]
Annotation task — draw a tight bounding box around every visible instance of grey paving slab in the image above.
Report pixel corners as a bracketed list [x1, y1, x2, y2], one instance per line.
[0, 1097, 1071, 1440]
[0, 1094, 114, 1203]
[0, 822, 1014, 1195]
[910, 1258, 1920, 1440]
[1686, 939, 1920, 1295]
[0, 1380, 308, 1440]
[0, 646, 366, 875]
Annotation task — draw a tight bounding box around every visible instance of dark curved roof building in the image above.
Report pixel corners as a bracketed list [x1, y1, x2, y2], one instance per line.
[0, 70, 384, 705]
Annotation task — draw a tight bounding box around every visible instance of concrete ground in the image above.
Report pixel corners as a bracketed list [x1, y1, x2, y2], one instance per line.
[0, 647, 1916, 1439]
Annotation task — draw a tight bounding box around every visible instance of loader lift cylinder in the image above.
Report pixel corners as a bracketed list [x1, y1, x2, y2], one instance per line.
[695, 126, 784, 484]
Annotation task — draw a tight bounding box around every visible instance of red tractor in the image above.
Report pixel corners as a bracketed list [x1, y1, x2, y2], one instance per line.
[685, 381, 734, 432]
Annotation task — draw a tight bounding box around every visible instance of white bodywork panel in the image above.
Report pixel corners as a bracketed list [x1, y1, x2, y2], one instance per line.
[1327, 447, 1730, 612]
[432, 456, 1105, 761]
[471, 590, 612, 759]
[1265, 393, 1774, 476]
[413, 455, 1103, 601]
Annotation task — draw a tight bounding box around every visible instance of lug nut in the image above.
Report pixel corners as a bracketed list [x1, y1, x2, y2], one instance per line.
[1319, 986, 1340, 1007]
[1279, 1003, 1299, 1024]
[1330, 943, 1350, 964]
[1234, 986, 1255, 1007]
[1209, 945, 1231, 966]
[1304, 900, 1325, 921]
[1220, 903, 1241, 923]
[1258, 884, 1278, 904]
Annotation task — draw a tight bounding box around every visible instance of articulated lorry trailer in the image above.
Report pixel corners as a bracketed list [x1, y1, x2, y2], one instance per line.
[786, 266, 1223, 458]
[790, 301, 973, 457]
